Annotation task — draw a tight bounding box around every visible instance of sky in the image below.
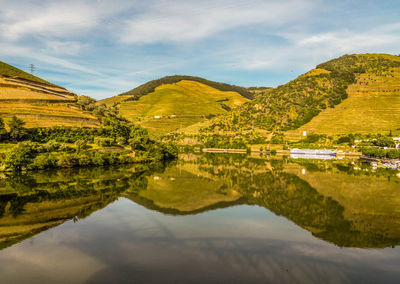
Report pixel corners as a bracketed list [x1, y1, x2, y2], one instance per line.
[0, 0, 399, 99]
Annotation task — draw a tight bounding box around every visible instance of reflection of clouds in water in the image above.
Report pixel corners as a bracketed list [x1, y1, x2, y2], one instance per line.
[0, 191, 400, 283]
[55, 200, 400, 282]
[86, 236, 353, 283]
[0, 242, 105, 283]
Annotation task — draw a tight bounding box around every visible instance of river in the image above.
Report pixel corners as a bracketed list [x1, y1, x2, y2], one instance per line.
[0, 154, 399, 283]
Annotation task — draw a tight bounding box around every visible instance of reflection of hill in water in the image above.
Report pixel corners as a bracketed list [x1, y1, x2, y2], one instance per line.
[127, 155, 400, 248]
[0, 155, 399, 249]
[0, 165, 155, 250]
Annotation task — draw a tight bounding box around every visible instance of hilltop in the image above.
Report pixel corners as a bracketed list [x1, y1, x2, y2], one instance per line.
[206, 54, 400, 138]
[100, 76, 250, 136]
[0, 60, 98, 128]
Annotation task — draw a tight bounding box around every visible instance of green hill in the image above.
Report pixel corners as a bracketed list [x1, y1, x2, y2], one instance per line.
[0, 60, 54, 85]
[206, 54, 400, 136]
[116, 75, 253, 100]
[100, 77, 250, 136]
[0, 60, 99, 128]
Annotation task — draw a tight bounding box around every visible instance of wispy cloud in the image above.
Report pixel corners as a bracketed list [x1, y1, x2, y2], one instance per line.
[119, 0, 314, 44]
[0, 0, 399, 98]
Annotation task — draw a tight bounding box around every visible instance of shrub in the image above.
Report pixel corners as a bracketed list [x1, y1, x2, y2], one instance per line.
[57, 154, 77, 168]
[94, 137, 114, 147]
[77, 154, 91, 166]
[91, 153, 105, 166]
[373, 136, 395, 147]
[31, 154, 57, 170]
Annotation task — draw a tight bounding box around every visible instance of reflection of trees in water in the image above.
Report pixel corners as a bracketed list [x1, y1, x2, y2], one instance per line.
[0, 155, 399, 250]
[0, 163, 167, 250]
[174, 155, 400, 248]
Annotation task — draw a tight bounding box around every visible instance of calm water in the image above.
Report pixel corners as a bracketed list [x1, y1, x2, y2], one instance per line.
[0, 154, 399, 283]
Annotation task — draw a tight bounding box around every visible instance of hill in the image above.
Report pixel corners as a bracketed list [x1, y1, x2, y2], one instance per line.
[206, 54, 400, 137]
[0, 60, 98, 128]
[114, 75, 253, 101]
[100, 77, 250, 136]
[285, 54, 400, 138]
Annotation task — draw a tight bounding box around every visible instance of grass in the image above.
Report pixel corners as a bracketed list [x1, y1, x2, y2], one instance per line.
[0, 102, 98, 128]
[0, 65, 98, 128]
[100, 95, 130, 107]
[286, 65, 400, 139]
[0, 60, 52, 85]
[107, 80, 248, 136]
[286, 93, 400, 138]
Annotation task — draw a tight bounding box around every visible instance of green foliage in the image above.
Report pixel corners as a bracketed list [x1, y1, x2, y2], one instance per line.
[361, 147, 400, 159]
[31, 153, 57, 169]
[75, 140, 88, 152]
[94, 137, 114, 147]
[204, 135, 247, 149]
[4, 142, 41, 170]
[8, 115, 26, 141]
[120, 75, 253, 100]
[77, 96, 96, 110]
[270, 132, 285, 144]
[0, 118, 7, 141]
[208, 54, 400, 132]
[373, 136, 395, 147]
[335, 134, 355, 145]
[300, 134, 325, 144]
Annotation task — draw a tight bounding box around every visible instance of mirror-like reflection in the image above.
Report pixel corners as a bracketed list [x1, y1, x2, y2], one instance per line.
[0, 154, 399, 283]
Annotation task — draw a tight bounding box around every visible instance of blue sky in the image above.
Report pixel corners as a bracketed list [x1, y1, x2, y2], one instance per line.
[0, 0, 399, 99]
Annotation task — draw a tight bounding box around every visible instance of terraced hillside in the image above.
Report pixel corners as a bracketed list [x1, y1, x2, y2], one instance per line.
[207, 54, 400, 137]
[0, 61, 98, 128]
[101, 78, 249, 136]
[286, 54, 400, 138]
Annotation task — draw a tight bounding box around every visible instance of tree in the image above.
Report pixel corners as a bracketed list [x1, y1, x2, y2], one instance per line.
[8, 116, 26, 141]
[0, 118, 7, 141]
[77, 96, 96, 110]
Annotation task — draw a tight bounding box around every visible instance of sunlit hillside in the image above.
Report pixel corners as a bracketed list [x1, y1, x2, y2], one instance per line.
[101, 79, 249, 136]
[0, 61, 98, 128]
[286, 54, 400, 138]
[207, 54, 400, 137]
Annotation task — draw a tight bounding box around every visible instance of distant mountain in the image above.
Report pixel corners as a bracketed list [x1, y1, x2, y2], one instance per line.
[207, 54, 400, 136]
[117, 75, 253, 100]
[100, 76, 250, 136]
[0, 60, 98, 128]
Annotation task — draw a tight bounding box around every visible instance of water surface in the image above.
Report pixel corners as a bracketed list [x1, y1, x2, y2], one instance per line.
[0, 155, 399, 283]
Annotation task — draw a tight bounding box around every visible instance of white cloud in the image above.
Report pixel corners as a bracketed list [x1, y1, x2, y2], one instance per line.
[119, 0, 315, 44]
[0, 0, 133, 40]
[0, 0, 399, 97]
[0, 43, 101, 75]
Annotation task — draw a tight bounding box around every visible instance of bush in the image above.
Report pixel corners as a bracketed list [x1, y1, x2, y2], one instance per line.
[77, 154, 91, 166]
[91, 153, 105, 166]
[75, 140, 88, 152]
[57, 154, 77, 168]
[31, 154, 57, 170]
[373, 136, 395, 147]
[4, 143, 36, 170]
[361, 147, 400, 159]
[335, 134, 355, 145]
[94, 137, 114, 147]
[116, 137, 126, 145]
